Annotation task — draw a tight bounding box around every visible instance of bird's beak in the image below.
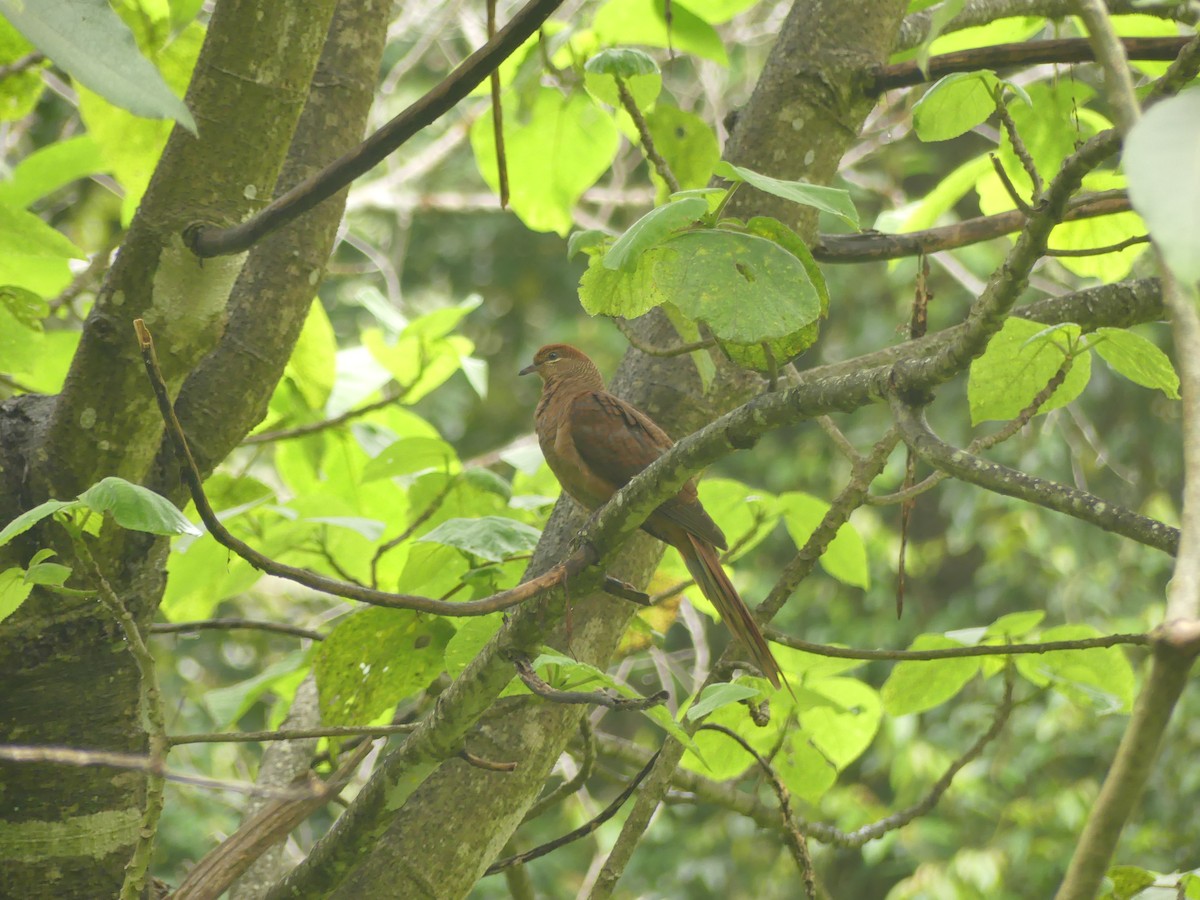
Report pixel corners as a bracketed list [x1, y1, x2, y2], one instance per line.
[518, 363, 537, 376]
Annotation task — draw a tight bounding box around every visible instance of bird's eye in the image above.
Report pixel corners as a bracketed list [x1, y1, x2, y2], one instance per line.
[547, 351, 559, 361]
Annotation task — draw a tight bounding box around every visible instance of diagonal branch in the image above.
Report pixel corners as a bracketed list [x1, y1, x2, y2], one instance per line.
[186, 0, 566, 258]
[888, 397, 1179, 555]
[873, 36, 1192, 93]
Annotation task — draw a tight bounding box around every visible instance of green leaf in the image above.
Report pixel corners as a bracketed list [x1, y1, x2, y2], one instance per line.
[0, 0, 195, 131]
[716, 216, 828, 371]
[0, 567, 33, 624]
[0, 203, 85, 259]
[579, 251, 665, 320]
[1091, 327, 1180, 399]
[715, 161, 860, 229]
[0, 285, 49, 329]
[913, 71, 1000, 142]
[583, 48, 661, 109]
[416, 516, 541, 563]
[603, 197, 708, 271]
[695, 478, 779, 561]
[204, 651, 310, 728]
[162, 533, 262, 621]
[315, 607, 453, 725]
[584, 47, 660, 79]
[362, 437, 460, 483]
[592, 0, 728, 65]
[774, 729, 838, 804]
[968, 318, 1091, 424]
[800, 676, 882, 770]
[24, 559, 72, 587]
[0, 136, 106, 208]
[1124, 89, 1200, 283]
[0, 499, 79, 548]
[673, 0, 760, 24]
[644, 106, 721, 197]
[983, 610, 1045, 640]
[659, 230, 823, 343]
[1104, 865, 1157, 900]
[568, 229, 610, 260]
[882, 635, 980, 715]
[685, 682, 762, 721]
[472, 88, 619, 235]
[282, 300, 337, 410]
[1015, 624, 1135, 712]
[444, 614, 504, 677]
[362, 329, 475, 405]
[778, 492, 869, 588]
[78, 477, 201, 536]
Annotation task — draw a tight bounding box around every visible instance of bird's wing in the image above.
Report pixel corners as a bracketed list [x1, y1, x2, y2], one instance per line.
[568, 391, 727, 549]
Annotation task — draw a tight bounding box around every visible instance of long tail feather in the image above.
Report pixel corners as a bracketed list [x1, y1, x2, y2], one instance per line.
[680, 534, 788, 694]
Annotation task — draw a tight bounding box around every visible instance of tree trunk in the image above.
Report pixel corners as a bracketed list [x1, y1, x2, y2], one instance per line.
[0, 0, 384, 894]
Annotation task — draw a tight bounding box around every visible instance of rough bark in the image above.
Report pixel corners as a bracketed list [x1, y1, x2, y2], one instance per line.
[0, 0, 384, 895]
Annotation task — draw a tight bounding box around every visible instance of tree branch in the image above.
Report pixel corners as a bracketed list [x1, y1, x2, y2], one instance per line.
[873, 36, 1191, 93]
[186, 0, 567, 258]
[766, 631, 1151, 660]
[149, 618, 326, 642]
[889, 397, 1178, 555]
[483, 751, 662, 875]
[512, 656, 669, 711]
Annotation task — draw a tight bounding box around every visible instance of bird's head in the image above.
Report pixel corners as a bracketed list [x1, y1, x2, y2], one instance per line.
[519, 343, 603, 386]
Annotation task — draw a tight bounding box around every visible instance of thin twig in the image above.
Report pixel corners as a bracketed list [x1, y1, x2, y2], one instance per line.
[524, 717, 596, 822]
[871, 356, 1073, 506]
[873, 36, 1192, 93]
[243, 383, 406, 445]
[1046, 234, 1149, 257]
[169, 723, 418, 746]
[765, 631, 1151, 660]
[813, 190, 1130, 263]
[835, 669, 1016, 847]
[990, 152, 1032, 214]
[487, 0, 510, 208]
[150, 618, 325, 641]
[459, 748, 519, 772]
[484, 750, 662, 875]
[170, 740, 374, 900]
[816, 416, 862, 463]
[49, 242, 115, 314]
[513, 656, 669, 711]
[0, 51, 44, 80]
[993, 88, 1043, 197]
[616, 77, 680, 194]
[371, 473, 460, 587]
[614, 317, 716, 357]
[0, 744, 328, 799]
[698, 724, 816, 897]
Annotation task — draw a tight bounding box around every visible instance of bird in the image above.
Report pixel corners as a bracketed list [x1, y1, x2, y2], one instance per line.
[520, 342, 785, 690]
